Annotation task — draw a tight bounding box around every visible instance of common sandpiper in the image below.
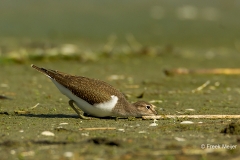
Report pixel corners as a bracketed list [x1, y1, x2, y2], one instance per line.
[31, 64, 157, 119]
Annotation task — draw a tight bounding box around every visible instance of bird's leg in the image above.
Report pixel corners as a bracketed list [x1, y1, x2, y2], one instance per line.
[68, 100, 92, 120]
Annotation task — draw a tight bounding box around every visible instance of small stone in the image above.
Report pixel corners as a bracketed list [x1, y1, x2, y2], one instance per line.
[59, 123, 68, 125]
[138, 131, 147, 134]
[21, 151, 35, 157]
[180, 121, 194, 124]
[149, 100, 163, 104]
[149, 119, 158, 126]
[10, 150, 16, 155]
[41, 131, 55, 136]
[81, 132, 89, 136]
[108, 75, 125, 81]
[118, 129, 125, 132]
[64, 152, 73, 158]
[149, 123, 158, 127]
[175, 137, 186, 142]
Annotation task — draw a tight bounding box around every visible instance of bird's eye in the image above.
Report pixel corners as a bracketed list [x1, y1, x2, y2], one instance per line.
[146, 105, 151, 109]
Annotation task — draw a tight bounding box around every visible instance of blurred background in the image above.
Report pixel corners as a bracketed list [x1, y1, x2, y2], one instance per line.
[0, 0, 240, 62]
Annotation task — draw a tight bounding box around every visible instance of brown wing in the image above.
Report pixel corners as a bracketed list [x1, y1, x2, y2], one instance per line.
[31, 64, 125, 105]
[56, 75, 118, 105]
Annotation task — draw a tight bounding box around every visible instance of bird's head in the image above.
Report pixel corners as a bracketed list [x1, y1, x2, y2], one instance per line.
[132, 101, 158, 117]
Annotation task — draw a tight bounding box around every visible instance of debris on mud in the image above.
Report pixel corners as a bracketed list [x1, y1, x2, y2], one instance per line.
[87, 138, 121, 147]
[221, 122, 240, 135]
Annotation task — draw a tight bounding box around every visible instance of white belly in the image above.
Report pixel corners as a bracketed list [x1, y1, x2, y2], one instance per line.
[51, 79, 118, 117]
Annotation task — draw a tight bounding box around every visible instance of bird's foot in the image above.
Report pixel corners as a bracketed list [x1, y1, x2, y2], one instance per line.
[68, 100, 95, 120]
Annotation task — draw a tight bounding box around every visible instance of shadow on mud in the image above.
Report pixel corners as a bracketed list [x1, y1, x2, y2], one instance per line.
[16, 113, 79, 118]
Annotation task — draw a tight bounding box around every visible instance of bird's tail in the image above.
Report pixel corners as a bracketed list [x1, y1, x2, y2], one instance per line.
[31, 64, 53, 79]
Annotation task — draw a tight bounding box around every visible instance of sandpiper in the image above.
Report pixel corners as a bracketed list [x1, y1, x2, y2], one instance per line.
[31, 64, 157, 119]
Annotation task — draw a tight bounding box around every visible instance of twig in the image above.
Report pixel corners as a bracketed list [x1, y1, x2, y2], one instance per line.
[79, 127, 116, 131]
[14, 110, 30, 114]
[29, 103, 40, 110]
[142, 115, 240, 120]
[164, 68, 240, 76]
[192, 80, 210, 93]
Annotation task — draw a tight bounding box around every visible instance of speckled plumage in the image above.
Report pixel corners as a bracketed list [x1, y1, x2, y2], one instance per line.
[31, 64, 157, 118]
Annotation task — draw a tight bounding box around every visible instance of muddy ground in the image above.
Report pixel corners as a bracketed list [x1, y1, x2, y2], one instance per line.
[1, 51, 240, 160]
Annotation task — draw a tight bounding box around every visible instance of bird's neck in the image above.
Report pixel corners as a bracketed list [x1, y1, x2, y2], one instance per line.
[112, 100, 138, 117]
[123, 102, 140, 117]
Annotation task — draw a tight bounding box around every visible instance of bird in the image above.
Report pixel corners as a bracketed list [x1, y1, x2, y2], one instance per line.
[31, 64, 157, 119]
